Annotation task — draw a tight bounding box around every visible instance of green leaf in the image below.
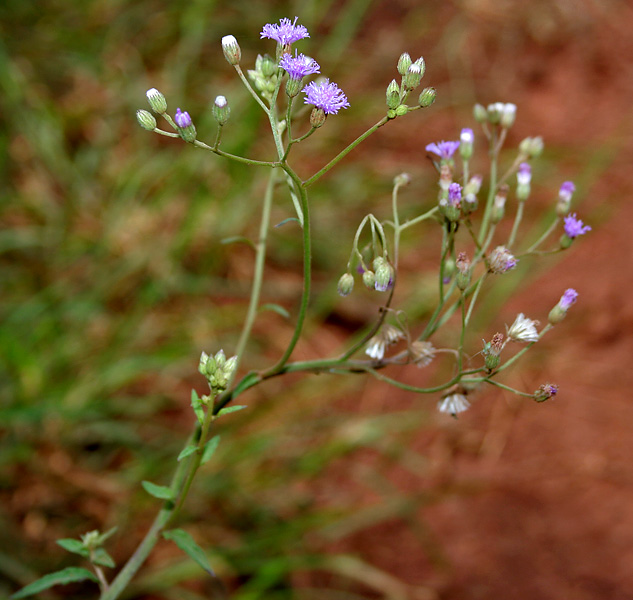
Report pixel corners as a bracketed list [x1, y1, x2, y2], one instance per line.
[96, 527, 118, 545]
[201, 436, 221, 465]
[92, 548, 115, 568]
[177, 444, 198, 461]
[56, 538, 88, 558]
[141, 480, 174, 500]
[11, 567, 98, 599]
[219, 235, 255, 250]
[216, 405, 247, 417]
[190, 389, 205, 425]
[259, 303, 290, 319]
[274, 217, 301, 228]
[163, 529, 214, 576]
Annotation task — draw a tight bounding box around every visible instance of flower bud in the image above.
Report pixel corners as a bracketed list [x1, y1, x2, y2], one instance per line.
[500, 103, 517, 128]
[175, 108, 197, 142]
[507, 313, 539, 343]
[516, 162, 532, 201]
[533, 383, 558, 403]
[397, 52, 412, 75]
[258, 53, 277, 77]
[491, 184, 508, 224]
[418, 87, 436, 107]
[136, 109, 157, 131]
[455, 252, 471, 291]
[212, 95, 231, 125]
[413, 56, 425, 77]
[556, 181, 575, 216]
[394, 172, 411, 187]
[395, 104, 408, 117]
[222, 35, 241, 65]
[488, 246, 517, 274]
[386, 79, 401, 110]
[214, 349, 227, 370]
[403, 63, 423, 91]
[473, 103, 487, 123]
[548, 288, 578, 324]
[482, 333, 504, 372]
[463, 175, 482, 213]
[362, 270, 375, 289]
[337, 272, 354, 297]
[520, 136, 544, 158]
[310, 107, 326, 128]
[487, 102, 504, 124]
[146, 88, 167, 114]
[459, 128, 474, 160]
[285, 76, 303, 97]
[373, 258, 393, 292]
[223, 355, 238, 378]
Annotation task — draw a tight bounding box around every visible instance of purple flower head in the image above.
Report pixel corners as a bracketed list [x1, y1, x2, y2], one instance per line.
[261, 17, 309, 46]
[279, 51, 320, 80]
[563, 213, 591, 238]
[559, 181, 576, 202]
[559, 288, 578, 310]
[448, 182, 462, 207]
[517, 162, 532, 186]
[460, 128, 474, 144]
[302, 78, 350, 115]
[425, 140, 460, 160]
[175, 108, 192, 128]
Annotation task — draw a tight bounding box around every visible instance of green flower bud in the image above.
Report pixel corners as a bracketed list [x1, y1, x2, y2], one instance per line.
[337, 273, 354, 297]
[222, 35, 241, 65]
[214, 349, 226, 370]
[386, 79, 401, 110]
[258, 53, 277, 78]
[310, 107, 326, 129]
[418, 87, 436, 108]
[473, 103, 487, 123]
[136, 109, 157, 131]
[285, 76, 303, 98]
[146, 88, 167, 114]
[362, 270, 376, 289]
[397, 52, 412, 75]
[212, 95, 231, 125]
[403, 63, 423, 91]
[395, 104, 408, 117]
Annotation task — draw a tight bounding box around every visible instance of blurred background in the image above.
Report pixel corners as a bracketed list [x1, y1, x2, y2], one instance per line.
[2, 0, 633, 598]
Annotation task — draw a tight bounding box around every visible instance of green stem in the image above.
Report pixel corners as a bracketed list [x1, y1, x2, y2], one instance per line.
[525, 217, 560, 254]
[229, 169, 277, 387]
[507, 200, 525, 249]
[483, 379, 534, 397]
[303, 117, 389, 187]
[477, 131, 498, 246]
[397, 206, 439, 232]
[262, 165, 311, 375]
[234, 65, 270, 114]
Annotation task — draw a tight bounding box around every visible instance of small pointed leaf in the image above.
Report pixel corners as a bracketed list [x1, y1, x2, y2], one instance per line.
[141, 480, 174, 501]
[216, 405, 247, 417]
[163, 529, 214, 576]
[177, 445, 198, 461]
[201, 436, 221, 465]
[190, 389, 205, 425]
[92, 548, 116, 568]
[220, 236, 256, 250]
[56, 539, 88, 558]
[274, 217, 301, 228]
[11, 567, 98, 599]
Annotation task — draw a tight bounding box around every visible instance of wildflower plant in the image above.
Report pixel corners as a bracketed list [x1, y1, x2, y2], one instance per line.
[15, 16, 591, 600]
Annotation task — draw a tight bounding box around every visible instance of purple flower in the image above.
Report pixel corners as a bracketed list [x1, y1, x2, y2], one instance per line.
[559, 181, 576, 202]
[425, 140, 460, 160]
[448, 182, 462, 206]
[517, 162, 531, 185]
[563, 213, 591, 238]
[302, 78, 350, 114]
[260, 17, 309, 46]
[279, 51, 320, 80]
[175, 108, 192, 128]
[559, 288, 578, 310]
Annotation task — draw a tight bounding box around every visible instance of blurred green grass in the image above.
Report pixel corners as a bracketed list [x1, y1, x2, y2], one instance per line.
[0, 0, 618, 598]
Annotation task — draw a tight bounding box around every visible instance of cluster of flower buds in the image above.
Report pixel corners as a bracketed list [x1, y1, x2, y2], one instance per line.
[199, 350, 238, 394]
[247, 53, 279, 100]
[474, 102, 517, 128]
[384, 52, 435, 117]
